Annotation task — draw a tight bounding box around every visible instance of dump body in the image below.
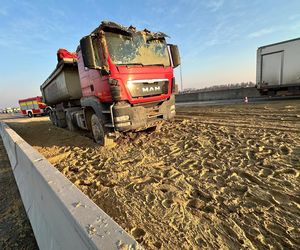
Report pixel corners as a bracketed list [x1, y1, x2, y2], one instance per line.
[41, 61, 82, 105]
[256, 38, 300, 95]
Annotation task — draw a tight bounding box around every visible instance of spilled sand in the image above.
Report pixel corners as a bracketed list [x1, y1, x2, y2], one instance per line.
[2, 99, 300, 249]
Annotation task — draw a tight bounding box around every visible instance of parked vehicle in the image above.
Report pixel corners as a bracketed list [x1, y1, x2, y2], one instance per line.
[2, 107, 13, 114]
[19, 96, 47, 117]
[12, 107, 21, 113]
[256, 38, 300, 96]
[41, 21, 180, 145]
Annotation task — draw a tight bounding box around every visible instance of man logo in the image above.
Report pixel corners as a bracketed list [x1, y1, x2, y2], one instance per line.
[142, 86, 161, 92]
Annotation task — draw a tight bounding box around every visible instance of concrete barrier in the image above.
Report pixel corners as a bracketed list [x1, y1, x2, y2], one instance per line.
[0, 122, 140, 250]
[175, 87, 261, 102]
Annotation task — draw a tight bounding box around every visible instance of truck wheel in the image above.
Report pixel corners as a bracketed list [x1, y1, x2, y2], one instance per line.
[49, 111, 57, 125]
[91, 114, 114, 146]
[57, 118, 67, 128]
[66, 111, 77, 132]
[45, 108, 51, 116]
[91, 114, 106, 145]
[55, 111, 67, 128]
[268, 90, 276, 97]
[27, 111, 33, 118]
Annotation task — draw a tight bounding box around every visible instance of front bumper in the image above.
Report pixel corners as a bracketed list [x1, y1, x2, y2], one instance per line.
[112, 95, 175, 131]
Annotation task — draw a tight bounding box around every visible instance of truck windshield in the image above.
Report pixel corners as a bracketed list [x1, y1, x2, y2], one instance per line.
[105, 32, 170, 67]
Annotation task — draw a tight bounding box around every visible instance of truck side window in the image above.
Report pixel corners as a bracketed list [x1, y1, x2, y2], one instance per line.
[92, 36, 104, 69]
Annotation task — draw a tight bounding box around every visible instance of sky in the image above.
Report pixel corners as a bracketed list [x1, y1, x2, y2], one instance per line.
[0, 0, 300, 108]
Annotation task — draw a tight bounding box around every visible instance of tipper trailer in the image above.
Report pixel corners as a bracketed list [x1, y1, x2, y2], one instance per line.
[41, 21, 180, 145]
[256, 38, 300, 96]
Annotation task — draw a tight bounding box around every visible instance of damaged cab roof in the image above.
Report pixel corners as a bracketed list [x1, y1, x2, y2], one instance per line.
[92, 20, 169, 39]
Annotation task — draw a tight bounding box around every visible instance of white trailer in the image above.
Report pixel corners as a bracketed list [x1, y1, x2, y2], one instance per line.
[256, 38, 300, 96]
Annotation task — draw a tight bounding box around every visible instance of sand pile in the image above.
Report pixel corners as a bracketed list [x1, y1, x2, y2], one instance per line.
[3, 100, 300, 249]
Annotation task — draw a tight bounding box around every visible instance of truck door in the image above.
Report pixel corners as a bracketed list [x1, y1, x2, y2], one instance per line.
[261, 51, 283, 86]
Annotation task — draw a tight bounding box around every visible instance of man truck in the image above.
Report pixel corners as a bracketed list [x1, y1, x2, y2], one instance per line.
[41, 21, 180, 145]
[256, 38, 300, 96]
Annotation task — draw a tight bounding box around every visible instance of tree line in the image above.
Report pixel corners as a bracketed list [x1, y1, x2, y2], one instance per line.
[180, 82, 256, 93]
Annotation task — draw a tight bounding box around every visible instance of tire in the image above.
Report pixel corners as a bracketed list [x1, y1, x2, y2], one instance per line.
[66, 111, 77, 132]
[91, 114, 106, 145]
[49, 110, 66, 128]
[49, 111, 57, 125]
[268, 90, 276, 97]
[91, 114, 114, 146]
[57, 118, 67, 128]
[45, 108, 51, 116]
[55, 111, 67, 128]
[27, 111, 33, 118]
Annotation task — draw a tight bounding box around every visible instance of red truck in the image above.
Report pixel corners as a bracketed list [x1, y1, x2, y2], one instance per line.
[41, 21, 180, 145]
[19, 96, 47, 117]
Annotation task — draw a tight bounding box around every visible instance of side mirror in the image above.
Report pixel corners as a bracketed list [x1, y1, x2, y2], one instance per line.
[80, 35, 101, 69]
[169, 44, 181, 68]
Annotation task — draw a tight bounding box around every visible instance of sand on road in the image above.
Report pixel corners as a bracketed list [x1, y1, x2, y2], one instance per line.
[2, 100, 300, 249]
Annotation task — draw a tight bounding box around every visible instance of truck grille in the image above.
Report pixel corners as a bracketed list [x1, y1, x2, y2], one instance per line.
[127, 79, 169, 98]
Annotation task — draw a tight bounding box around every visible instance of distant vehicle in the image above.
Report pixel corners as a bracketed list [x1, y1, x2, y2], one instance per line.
[256, 38, 300, 96]
[12, 107, 20, 113]
[19, 96, 47, 118]
[41, 21, 180, 146]
[3, 107, 13, 113]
